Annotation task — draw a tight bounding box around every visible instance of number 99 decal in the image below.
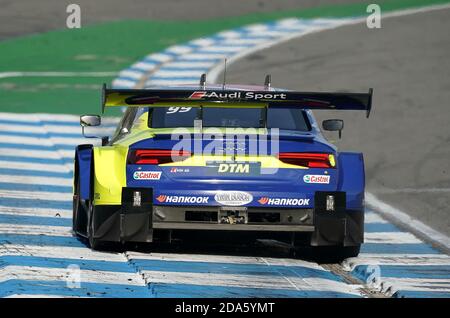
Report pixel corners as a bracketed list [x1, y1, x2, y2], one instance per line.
[166, 107, 192, 114]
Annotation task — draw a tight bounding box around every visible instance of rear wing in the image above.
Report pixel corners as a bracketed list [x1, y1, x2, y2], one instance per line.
[102, 84, 373, 118]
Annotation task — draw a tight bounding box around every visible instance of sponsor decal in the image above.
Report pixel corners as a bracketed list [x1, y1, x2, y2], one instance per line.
[218, 163, 250, 174]
[188, 91, 207, 99]
[258, 196, 310, 206]
[206, 161, 260, 175]
[214, 191, 253, 206]
[303, 174, 330, 184]
[169, 167, 190, 173]
[166, 106, 192, 114]
[133, 171, 162, 180]
[215, 141, 246, 153]
[188, 91, 287, 100]
[156, 194, 209, 204]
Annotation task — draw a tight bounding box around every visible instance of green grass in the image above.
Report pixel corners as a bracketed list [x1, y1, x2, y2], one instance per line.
[0, 0, 447, 115]
[0, 76, 122, 116]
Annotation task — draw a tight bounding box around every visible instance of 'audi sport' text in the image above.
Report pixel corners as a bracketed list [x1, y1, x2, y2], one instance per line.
[189, 91, 287, 100]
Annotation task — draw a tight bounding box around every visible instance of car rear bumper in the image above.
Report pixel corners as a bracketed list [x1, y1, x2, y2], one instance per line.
[153, 222, 314, 232]
[152, 205, 314, 230]
[89, 187, 364, 247]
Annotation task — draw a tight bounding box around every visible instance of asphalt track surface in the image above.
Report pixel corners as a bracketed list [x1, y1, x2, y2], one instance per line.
[0, 0, 360, 40]
[222, 7, 450, 236]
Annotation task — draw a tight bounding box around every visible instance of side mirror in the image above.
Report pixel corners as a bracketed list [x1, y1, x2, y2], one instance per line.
[80, 115, 101, 127]
[322, 119, 344, 139]
[80, 114, 109, 145]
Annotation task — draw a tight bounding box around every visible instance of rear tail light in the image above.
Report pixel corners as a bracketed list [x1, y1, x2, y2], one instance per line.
[278, 153, 335, 168]
[128, 149, 191, 165]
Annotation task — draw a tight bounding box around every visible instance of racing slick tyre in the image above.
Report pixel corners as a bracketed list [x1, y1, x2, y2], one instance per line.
[72, 178, 87, 237]
[87, 203, 103, 251]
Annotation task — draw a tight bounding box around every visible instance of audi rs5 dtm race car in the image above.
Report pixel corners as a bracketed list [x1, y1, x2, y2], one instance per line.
[73, 78, 373, 259]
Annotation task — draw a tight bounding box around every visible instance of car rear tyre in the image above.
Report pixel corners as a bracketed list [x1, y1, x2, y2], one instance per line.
[87, 203, 103, 251]
[73, 178, 88, 237]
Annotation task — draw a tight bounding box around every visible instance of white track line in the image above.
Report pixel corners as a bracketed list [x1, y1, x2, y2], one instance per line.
[364, 232, 423, 244]
[0, 244, 125, 261]
[364, 212, 389, 224]
[139, 270, 361, 295]
[0, 72, 117, 79]
[0, 134, 98, 148]
[165, 45, 195, 55]
[0, 148, 62, 160]
[0, 224, 72, 236]
[379, 278, 450, 295]
[181, 53, 228, 60]
[0, 124, 114, 136]
[0, 206, 71, 218]
[128, 252, 322, 269]
[132, 62, 158, 71]
[0, 266, 146, 286]
[0, 160, 73, 173]
[371, 188, 450, 194]
[145, 53, 174, 63]
[165, 61, 215, 69]
[48, 137, 98, 146]
[366, 193, 450, 253]
[117, 70, 145, 80]
[0, 175, 72, 186]
[57, 150, 76, 160]
[343, 255, 450, 270]
[0, 112, 119, 125]
[0, 161, 72, 173]
[146, 79, 196, 86]
[0, 135, 56, 147]
[5, 295, 80, 298]
[155, 70, 206, 78]
[0, 189, 70, 201]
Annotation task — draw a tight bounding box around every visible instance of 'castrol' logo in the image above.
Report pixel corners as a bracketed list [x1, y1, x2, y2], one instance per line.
[214, 191, 253, 206]
[303, 174, 330, 184]
[133, 171, 162, 180]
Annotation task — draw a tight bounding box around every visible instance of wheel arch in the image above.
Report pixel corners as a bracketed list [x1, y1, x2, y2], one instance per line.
[336, 152, 365, 210]
[92, 145, 128, 205]
[74, 144, 94, 200]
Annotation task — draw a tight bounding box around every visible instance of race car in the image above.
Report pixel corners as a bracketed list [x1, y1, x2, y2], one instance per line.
[73, 77, 372, 259]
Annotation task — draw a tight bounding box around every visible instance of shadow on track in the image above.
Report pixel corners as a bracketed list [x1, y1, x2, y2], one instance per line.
[77, 233, 345, 264]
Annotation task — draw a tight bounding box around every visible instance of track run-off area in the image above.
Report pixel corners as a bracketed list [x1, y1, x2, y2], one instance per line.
[0, 3, 449, 297]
